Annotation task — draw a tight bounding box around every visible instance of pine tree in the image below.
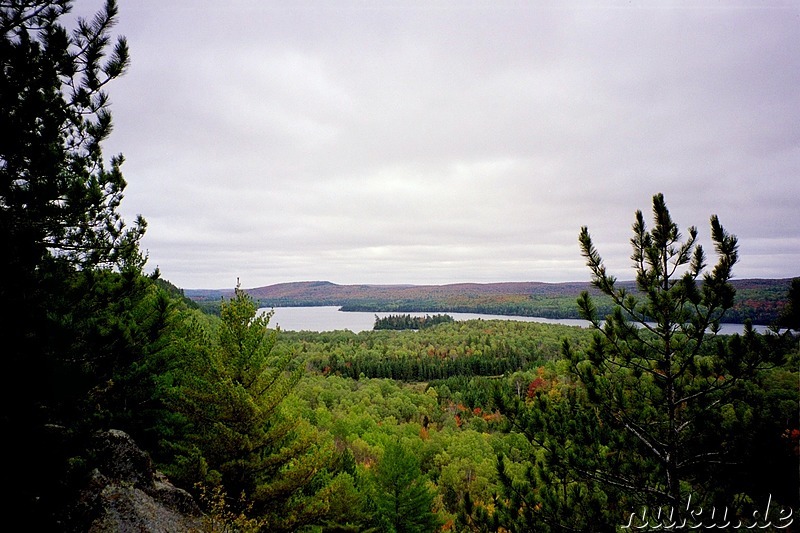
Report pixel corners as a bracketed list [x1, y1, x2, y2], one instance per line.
[370, 440, 442, 533]
[167, 284, 345, 531]
[481, 194, 796, 530]
[573, 193, 749, 506]
[1, 0, 145, 279]
[1, 1, 147, 524]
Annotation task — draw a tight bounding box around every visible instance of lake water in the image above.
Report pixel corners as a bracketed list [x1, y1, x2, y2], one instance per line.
[260, 306, 765, 336]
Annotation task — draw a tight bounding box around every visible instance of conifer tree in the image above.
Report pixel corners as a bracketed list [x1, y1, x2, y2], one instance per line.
[168, 284, 347, 531]
[480, 194, 796, 530]
[370, 440, 442, 533]
[572, 193, 741, 505]
[1, 0, 145, 280]
[1, 1, 148, 524]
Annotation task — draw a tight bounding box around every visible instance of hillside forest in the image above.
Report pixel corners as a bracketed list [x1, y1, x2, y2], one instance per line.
[2, 2, 799, 532]
[186, 278, 794, 327]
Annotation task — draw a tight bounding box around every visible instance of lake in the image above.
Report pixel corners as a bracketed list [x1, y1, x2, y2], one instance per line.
[260, 306, 765, 336]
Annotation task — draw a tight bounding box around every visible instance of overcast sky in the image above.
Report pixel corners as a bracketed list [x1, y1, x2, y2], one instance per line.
[88, 0, 799, 289]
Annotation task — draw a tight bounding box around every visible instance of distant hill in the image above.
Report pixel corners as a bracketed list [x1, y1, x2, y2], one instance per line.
[187, 280, 597, 305]
[247, 280, 595, 301]
[184, 278, 795, 325]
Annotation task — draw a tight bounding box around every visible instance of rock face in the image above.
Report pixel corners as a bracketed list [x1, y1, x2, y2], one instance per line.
[72, 429, 204, 532]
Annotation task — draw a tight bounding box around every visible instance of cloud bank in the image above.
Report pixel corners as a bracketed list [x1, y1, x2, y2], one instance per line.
[94, 1, 798, 288]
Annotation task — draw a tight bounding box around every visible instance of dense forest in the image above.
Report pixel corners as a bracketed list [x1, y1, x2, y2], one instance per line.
[3, 2, 798, 532]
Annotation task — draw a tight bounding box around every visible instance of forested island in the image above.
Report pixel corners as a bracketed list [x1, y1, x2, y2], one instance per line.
[374, 313, 455, 330]
[3, 2, 798, 532]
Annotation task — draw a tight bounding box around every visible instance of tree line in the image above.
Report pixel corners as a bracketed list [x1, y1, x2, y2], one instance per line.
[191, 280, 793, 324]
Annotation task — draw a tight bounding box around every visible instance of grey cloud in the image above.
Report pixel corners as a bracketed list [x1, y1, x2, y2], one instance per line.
[92, 1, 800, 288]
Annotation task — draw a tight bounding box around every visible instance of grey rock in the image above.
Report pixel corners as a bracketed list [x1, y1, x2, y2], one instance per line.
[70, 429, 204, 532]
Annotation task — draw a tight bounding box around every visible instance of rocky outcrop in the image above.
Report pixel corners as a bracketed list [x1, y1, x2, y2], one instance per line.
[70, 429, 204, 532]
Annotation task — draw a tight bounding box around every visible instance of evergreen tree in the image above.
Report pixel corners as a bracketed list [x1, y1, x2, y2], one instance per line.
[167, 284, 348, 531]
[1, 1, 147, 524]
[573, 192, 743, 505]
[1, 0, 144, 279]
[481, 194, 796, 530]
[369, 440, 442, 533]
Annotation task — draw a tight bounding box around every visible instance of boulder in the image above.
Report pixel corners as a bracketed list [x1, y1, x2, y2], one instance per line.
[70, 429, 203, 532]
